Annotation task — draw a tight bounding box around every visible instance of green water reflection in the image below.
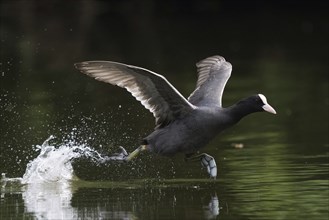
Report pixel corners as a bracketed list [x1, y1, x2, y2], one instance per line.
[1, 1, 328, 220]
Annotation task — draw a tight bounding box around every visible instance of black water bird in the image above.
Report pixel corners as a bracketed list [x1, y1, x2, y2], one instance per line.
[75, 56, 276, 178]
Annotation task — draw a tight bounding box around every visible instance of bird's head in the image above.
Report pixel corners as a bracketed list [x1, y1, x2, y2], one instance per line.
[229, 94, 276, 122]
[243, 94, 276, 114]
[257, 94, 277, 114]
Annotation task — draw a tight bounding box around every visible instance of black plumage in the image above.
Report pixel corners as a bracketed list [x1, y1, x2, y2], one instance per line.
[75, 55, 276, 177]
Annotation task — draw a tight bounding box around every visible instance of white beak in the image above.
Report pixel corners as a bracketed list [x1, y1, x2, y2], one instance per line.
[262, 104, 277, 114]
[258, 94, 277, 114]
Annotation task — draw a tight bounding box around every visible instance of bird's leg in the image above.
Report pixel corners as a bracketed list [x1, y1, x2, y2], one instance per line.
[125, 145, 148, 162]
[185, 153, 217, 179]
[107, 145, 148, 162]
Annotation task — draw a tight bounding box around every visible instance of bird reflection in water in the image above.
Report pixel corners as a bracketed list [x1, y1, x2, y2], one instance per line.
[204, 193, 222, 219]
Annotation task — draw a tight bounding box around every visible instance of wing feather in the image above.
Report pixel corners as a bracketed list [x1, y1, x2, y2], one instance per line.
[75, 61, 195, 128]
[188, 55, 232, 107]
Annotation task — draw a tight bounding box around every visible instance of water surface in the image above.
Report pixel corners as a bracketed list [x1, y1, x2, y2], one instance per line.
[1, 1, 328, 220]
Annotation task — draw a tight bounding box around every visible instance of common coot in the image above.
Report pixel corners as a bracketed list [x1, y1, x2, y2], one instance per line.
[75, 55, 276, 178]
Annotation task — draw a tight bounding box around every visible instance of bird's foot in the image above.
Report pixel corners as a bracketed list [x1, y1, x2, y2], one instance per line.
[104, 145, 147, 163]
[106, 146, 128, 162]
[186, 153, 217, 179]
[200, 154, 217, 179]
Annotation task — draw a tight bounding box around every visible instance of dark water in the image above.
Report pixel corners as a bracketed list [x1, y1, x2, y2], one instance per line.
[0, 1, 328, 220]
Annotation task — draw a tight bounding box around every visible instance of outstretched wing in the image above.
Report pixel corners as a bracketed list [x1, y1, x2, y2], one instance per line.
[75, 61, 195, 128]
[188, 56, 232, 107]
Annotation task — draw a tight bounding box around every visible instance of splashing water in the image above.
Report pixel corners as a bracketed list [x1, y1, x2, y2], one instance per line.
[0, 134, 119, 219]
[2, 135, 109, 184]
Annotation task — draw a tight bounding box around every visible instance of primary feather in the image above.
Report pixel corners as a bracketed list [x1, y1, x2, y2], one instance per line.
[188, 56, 232, 107]
[75, 61, 195, 128]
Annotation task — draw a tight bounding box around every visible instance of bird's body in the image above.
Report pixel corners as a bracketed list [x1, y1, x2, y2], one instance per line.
[75, 55, 276, 178]
[146, 106, 231, 156]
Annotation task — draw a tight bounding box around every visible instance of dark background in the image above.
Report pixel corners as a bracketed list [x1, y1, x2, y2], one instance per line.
[0, 0, 328, 175]
[0, 1, 328, 219]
